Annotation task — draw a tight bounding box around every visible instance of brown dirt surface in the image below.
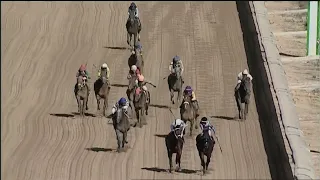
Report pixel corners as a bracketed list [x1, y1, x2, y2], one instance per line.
[2, 2, 289, 180]
[265, 1, 320, 178]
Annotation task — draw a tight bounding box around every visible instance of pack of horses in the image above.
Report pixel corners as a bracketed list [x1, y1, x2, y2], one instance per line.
[73, 8, 253, 175]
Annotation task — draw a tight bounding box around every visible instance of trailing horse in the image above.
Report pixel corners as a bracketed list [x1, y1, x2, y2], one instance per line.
[180, 95, 198, 136]
[74, 75, 89, 117]
[126, 74, 138, 107]
[167, 65, 184, 106]
[165, 125, 186, 173]
[234, 76, 252, 120]
[133, 87, 150, 128]
[112, 108, 131, 152]
[126, 9, 141, 50]
[94, 70, 111, 117]
[196, 129, 215, 175]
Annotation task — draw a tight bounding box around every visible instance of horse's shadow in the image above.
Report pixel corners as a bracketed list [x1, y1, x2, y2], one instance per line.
[141, 167, 198, 174]
[111, 83, 128, 88]
[49, 113, 75, 118]
[71, 112, 96, 117]
[103, 46, 128, 50]
[210, 115, 238, 121]
[149, 104, 170, 109]
[85, 147, 113, 152]
[154, 134, 167, 138]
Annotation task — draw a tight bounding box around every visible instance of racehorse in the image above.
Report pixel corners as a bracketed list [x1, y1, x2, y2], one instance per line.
[94, 70, 111, 117]
[126, 8, 141, 50]
[235, 76, 251, 120]
[167, 65, 183, 106]
[165, 125, 186, 173]
[126, 74, 138, 106]
[180, 95, 198, 136]
[112, 108, 131, 152]
[133, 87, 149, 128]
[128, 51, 144, 74]
[74, 75, 89, 117]
[196, 129, 215, 175]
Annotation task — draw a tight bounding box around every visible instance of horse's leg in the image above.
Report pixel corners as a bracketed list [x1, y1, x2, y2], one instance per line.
[127, 32, 130, 46]
[235, 93, 241, 119]
[116, 130, 123, 152]
[190, 119, 194, 136]
[83, 96, 88, 116]
[206, 154, 211, 171]
[135, 109, 142, 128]
[177, 90, 182, 106]
[103, 98, 108, 117]
[170, 89, 174, 104]
[240, 103, 244, 120]
[76, 96, 81, 113]
[199, 152, 206, 175]
[133, 33, 137, 49]
[168, 150, 173, 173]
[124, 131, 128, 144]
[175, 151, 182, 172]
[96, 95, 100, 111]
[244, 103, 249, 120]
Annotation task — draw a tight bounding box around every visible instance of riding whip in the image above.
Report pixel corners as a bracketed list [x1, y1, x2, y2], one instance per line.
[214, 134, 223, 153]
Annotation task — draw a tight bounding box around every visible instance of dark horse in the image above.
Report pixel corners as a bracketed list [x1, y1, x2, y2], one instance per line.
[74, 75, 89, 117]
[235, 76, 252, 120]
[196, 129, 215, 175]
[112, 108, 131, 152]
[126, 9, 141, 49]
[165, 125, 186, 173]
[94, 70, 111, 117]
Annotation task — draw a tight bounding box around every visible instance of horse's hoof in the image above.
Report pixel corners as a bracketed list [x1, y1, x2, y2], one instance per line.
[125, 140, 128, 144]
[86, 107, 89, 110]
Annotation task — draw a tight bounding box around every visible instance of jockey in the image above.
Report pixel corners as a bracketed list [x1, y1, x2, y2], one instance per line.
[169, 55, 184, 75]
[76, 64, 91, 92]
[128, 2, 141, 27]
[97, 63, 110, 80]
[111, 97, 130, 115]
[199, 117, 216, 141]
[235, 69, 253, 91]
[136, 74, 146, 88]
[170, 118, 186, 134]
[183, 86, 199, 114]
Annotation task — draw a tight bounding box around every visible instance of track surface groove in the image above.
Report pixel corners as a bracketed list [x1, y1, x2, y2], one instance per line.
[2, 2, 273, 180]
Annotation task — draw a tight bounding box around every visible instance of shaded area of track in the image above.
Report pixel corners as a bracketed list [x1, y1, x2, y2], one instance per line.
[2, 2, 287, 180]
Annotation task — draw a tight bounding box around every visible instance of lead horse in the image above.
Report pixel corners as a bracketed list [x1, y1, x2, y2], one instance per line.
[167, 66, 184, 106]
[180, 95, 198, 136]
[112, 108, 131, 152]
[196, 129, 215, 175]
[74, 75, 89, 117]
[94, 70, 111, 117]
[126, 9, 141, 50]
[235, 76, 251, 120]
[165, 125, 186, 173]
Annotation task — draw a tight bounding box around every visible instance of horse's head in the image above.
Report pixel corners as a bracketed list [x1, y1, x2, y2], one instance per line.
[128, 9, 136, 25]
[128, 75, 137, 90]
[173, 125, 185, 141]
[116, 108, 124, 124]
[241, 76, 251, 93]
[182, 95, 192, 109]
[174, 66, 182, 79]
[77, 75, 86, 89]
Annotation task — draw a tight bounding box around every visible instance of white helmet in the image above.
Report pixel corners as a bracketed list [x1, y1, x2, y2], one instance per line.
[243, 69, 249, 75]
[102, 63, 108, 68]
[131, 65, 137, 71]
[142, 85, 148, 91]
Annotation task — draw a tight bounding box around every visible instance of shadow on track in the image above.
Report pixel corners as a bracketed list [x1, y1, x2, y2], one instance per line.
[85, 147, 113, 152]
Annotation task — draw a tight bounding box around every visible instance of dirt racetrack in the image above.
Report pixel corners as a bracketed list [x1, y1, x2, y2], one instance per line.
[2, 2, 293, 180]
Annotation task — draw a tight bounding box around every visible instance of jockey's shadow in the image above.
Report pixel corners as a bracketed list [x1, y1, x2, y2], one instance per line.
[85, 147, 113, 152]
[141, 167, 198, 174]
[154, 134, 167, 138]
[210, 115, 238, 121]
[103, 46, 128, 50]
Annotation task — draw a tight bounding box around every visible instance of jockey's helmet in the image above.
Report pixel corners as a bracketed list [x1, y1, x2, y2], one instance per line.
[135, 42, 142, 50]
[79, 64, 86, 71]
[130, 2, 137, 9]
[185, 86, 192, 92]
[102, 63, 108, 69]
[138, 74, 144, 82]
[119, 97, 127, 106]
[201, 117, 208, 122]
[242, 69, 249, 75]
[173, 55, 180, 63]
[131, 65, 137, 71]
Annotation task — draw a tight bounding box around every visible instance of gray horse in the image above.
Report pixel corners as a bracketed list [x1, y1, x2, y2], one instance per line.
[167, 66, 184, 105]
[126, 8, 141, 49]
[126, 73, 138, 106]
[112, 108, 131, 152]
[133, 87, 150, 128]
[94, 70, 111, 117]
[74, 75, 89, 117]
[235, 76, 252, 120]
[180, 95, 198, 136]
